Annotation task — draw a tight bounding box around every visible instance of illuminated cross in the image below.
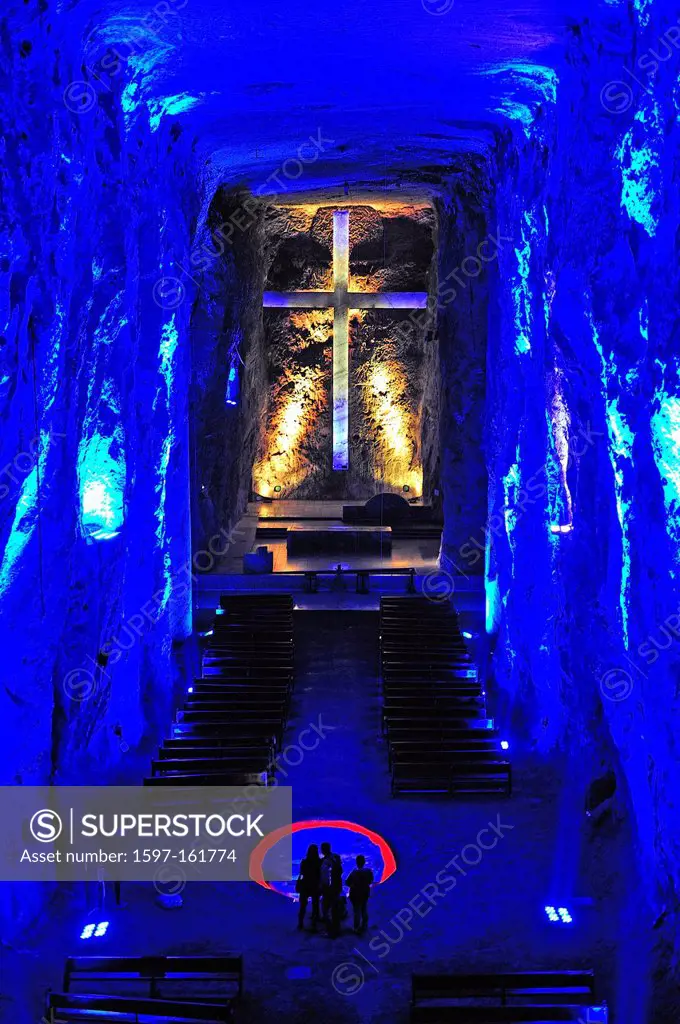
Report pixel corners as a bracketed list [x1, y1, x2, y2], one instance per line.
[263, 209, 428, 470]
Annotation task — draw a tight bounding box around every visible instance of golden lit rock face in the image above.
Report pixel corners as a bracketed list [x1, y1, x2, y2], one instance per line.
[253, 310, 332, 497]
[253, 202, 435, 499]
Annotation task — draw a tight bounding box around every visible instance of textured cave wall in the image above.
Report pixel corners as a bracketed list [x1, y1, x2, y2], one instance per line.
[437, 167, 492, 572]
[484, 7, 680, 1016]
[190, 189, 270, 549]
[253, 203, 435, 499]
[0, 5, 196, 931]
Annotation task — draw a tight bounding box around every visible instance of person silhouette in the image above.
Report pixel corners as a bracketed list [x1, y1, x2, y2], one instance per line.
[319, 842, 343, 937]
[297, 843, 321, 930]
[345, 855, 374, 934]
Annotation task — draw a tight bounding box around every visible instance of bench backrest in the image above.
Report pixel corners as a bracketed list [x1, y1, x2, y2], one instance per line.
[412, 971, 595, 1001]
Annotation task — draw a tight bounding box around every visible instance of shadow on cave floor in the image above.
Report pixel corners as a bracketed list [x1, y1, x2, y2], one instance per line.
[5, 612, 644, 1023]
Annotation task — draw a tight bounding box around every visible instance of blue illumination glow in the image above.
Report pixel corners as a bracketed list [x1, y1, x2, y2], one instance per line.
[78, 431, 126, 542]
[639, 299, 649, 342]
[0, 466, 40, 596]
[503, 455, 521, 574]
[154, 316, 180, 613]
[226, 362, 240, 407]
[147, 93, 204, 133]
[80, 920, 109, 940]
[462, 630, 472, 639]
[651, 392, 680, 560]
[510, 207, 544, 358]
[483, 62, 558, 138]
[544, 904, 573, 924]
[614, 99, 662, 237]
[500, 740, 509, 750]
[589, 307, 634, 646]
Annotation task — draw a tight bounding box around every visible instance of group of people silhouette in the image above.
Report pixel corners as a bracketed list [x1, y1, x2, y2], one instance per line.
[296, 841, 374, 937]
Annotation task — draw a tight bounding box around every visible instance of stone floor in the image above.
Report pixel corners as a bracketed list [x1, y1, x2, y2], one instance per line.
[4, 612, 644, 1023]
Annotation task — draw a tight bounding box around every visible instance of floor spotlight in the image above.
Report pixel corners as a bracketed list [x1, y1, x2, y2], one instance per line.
[544, 904, 573, 925]
[80, 920, 110, 940]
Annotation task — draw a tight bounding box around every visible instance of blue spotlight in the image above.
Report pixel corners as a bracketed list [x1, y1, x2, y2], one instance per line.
[188, 687, 194, 694]
[544, 904, 573, 924]
[226, 363, 240, 406]
[199, 629, 214, 638]
[586, 1007, 609, 1022]
[462, 630, 473, 639]
[80, 920, 110, 940]
[500, 740, 509, 751]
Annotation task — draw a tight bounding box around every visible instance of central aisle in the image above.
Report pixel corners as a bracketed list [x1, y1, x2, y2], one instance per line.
[283, 610, 389, 816]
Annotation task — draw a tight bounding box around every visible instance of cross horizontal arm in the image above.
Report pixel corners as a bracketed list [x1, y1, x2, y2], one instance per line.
[263, 292, 333, 308]
[347, 292, 428, 309]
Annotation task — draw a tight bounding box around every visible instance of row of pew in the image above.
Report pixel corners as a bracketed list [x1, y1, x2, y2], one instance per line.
[410, 969, 605, 1022]
[380, 597, 511, 796]
[47, 960, 603, 1022]
[145, 594, 295, 788]
[46, 955, 242, 1022]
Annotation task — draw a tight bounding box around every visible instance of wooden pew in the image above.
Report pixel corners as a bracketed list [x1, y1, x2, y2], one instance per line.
[410, 970, 598, 1022]
[151, 757, 271, 777]
[144, 772, 266, 787]
[158, 745, 272, 762]
[62, 954, 243, 999]
[392, 760, 511, 795]
[49, 993, 233, 1022]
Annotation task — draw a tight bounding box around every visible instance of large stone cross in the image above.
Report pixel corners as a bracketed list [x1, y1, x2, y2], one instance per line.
[263, 209, 428, 471]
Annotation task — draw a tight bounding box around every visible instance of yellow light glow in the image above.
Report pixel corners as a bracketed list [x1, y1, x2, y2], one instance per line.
[252, 310, 329, 497]
[363, 362, 422, 495]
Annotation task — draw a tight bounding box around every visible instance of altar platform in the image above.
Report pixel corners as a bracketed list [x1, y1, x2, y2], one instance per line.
[213, 500, 441, 575]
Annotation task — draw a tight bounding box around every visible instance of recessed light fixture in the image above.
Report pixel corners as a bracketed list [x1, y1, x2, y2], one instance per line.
[80, 920, 109, 940]
[274, 485, 282, 493]
[544, 904, 573, 924]
[500, 740, 509, 751]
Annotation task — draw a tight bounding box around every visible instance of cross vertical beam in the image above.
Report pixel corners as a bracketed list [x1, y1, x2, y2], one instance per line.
[332, 210, 350, 471]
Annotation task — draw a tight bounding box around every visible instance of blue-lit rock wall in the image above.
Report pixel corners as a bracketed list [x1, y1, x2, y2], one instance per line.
[190, 188, 270, 550]
[484, 6, 680, 1014]
[0, 5, 197, 928]
[436, 164, 493, 573]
